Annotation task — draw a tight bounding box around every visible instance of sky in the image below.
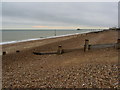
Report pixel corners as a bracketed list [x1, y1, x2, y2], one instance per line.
[1, 2, 118, 29]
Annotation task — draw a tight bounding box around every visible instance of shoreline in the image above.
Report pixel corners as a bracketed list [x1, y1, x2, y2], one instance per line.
[1, 29, 105, 45]
[0, 33, 80, 45]
[0, 30, 106, 55]
[1, 29, 116, 55]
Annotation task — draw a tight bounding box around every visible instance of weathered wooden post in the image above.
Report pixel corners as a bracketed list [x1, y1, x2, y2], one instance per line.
[117, 39, 120, 43]
[3, 51, 7, 55]
[117, 39, 120, 49]
[84, 39, 89, 52]
[16, 50, 20, 53]
[57, 45, 63, 54]
[88, 45, 91, 50]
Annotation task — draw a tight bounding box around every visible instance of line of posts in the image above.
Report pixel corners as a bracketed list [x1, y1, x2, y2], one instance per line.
[2, 39, 120, 55]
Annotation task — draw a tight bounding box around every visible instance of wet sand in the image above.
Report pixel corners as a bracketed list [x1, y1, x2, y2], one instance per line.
[1, 30, 119, 88]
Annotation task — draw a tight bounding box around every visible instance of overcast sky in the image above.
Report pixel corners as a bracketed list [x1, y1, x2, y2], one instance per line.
[2, 2, 118, 29]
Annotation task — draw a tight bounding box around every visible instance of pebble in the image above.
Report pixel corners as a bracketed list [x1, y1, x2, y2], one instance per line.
[3, 63, 119, 88]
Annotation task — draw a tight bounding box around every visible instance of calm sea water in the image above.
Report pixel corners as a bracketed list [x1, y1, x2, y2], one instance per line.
[1, 29, 102, 44]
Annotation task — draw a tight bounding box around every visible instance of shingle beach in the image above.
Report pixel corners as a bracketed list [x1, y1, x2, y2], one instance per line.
[1, 30, 119, 88]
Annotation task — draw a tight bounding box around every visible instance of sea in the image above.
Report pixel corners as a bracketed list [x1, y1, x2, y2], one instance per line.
[0, 29, 104, 45]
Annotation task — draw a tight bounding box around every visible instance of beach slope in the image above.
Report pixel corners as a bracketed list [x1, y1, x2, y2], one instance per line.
[2, 30, 119, 88]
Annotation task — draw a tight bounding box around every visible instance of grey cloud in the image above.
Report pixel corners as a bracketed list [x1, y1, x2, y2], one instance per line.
[2, 2, 118, 28]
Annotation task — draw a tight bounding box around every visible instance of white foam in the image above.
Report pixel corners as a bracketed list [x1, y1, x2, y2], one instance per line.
[0, 30, 103, 45]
